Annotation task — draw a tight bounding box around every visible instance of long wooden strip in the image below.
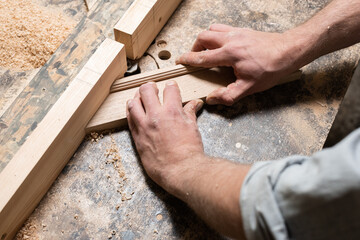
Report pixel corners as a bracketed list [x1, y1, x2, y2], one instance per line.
[0, 39, 127, 240]
[111, 65, 204, 92]
[114, 0, 182, 59]
[86, 67, 302, 132]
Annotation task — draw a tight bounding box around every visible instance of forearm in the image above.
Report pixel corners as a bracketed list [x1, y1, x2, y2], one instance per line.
[168, 155, 251, 239]
[284, 0, 360, 70]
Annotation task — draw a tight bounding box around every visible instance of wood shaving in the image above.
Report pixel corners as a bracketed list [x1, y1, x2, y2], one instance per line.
[105, 134, 134, 202]
[15, 217, 39, 240]
[0, 0, 75, 70]
[105, 135, 126, 180]
[87, 132, 104, 143]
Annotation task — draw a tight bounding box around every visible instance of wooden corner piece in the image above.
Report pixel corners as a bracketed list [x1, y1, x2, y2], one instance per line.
[0, 38, 126, 240]
[114, 0, 183, 59]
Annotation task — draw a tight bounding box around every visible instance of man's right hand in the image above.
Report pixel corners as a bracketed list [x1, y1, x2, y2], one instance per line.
[176, 24, 301, 106]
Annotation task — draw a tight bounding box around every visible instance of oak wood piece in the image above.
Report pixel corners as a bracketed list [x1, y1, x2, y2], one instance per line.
[0, 38, 127, 240]
[86, 65, 302, 132]
[114, 0, 182, 59]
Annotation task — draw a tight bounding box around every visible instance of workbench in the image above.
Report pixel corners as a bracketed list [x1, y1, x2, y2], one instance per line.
[1, 0, 360, 239]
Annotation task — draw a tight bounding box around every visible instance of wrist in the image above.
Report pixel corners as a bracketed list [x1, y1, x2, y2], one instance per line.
[159, 152, 208, 199]
[281, 26, 322, 71]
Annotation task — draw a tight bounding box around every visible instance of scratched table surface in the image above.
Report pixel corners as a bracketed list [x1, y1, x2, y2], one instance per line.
[1, 0, 360, 239]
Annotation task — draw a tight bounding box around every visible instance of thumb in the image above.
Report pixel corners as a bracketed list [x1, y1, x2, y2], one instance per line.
[183, 99, 204, 121]
[206, 79, 252, 106]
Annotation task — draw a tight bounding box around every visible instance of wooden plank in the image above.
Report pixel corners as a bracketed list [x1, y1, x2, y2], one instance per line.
[114, 0, 182, 59]
[0, 0, 132, 172]
[0, 38, 127, 240]
[86, 66, 302, 132]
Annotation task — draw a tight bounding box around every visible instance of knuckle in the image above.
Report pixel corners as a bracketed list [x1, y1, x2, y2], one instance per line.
[166, 106, 181, 116]
[198, 51, 208, 64]
[137, 118, 146, 128]
[189, 104, 196, 112]
[146, 111, 162, 129]
[223, 44, 235, 56]
[209, 24, 217, 31]
[147, 117, 160, 129]
[222, 95, 235, 106]
[139, 84, 150, 93]
[197, 31, 209, 43]
[223, 44, 231, 52]
[139, 82, 156, 93]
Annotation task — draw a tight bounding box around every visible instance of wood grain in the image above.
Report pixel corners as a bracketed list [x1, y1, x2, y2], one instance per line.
[114, 0, 182, 59]
[0, 39, 127, 240]
[86, 66, 302, 132]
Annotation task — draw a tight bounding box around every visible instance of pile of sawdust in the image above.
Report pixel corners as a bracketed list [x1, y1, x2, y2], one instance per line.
[0, 0, 75, 71]
[88, 132, 104, 143]
[105, 136, 126, 180]
[15, 217, 38, 240]
[105, 135, 135, 202]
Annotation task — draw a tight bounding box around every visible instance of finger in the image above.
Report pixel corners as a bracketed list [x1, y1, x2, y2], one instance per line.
[127, 91, 146, 126]
[176, 48, 231, 68]
[206, 79, 253, 106]
[163, 80, 182, 108]
[183, 99, 204, 122]
[126, 100, 136, 133]
[209, 24, 236, 32]
[139, 82, 161, 112]
[192, 31, 227, 52]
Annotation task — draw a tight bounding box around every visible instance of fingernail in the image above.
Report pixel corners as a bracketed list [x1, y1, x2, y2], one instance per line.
[206, 97, 219, 105]
[176, 56, 187, 65]
[166, 80, 176, 86]
[127, 99, 133, 108]
[195, 100, 204, 112]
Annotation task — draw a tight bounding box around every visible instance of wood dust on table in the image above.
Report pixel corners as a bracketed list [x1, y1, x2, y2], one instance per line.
[0, 0, 75, 71]
[105, 134, 134, 202]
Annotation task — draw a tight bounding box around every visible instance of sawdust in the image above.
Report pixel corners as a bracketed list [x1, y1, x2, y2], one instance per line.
[0, 0, 75, 70]
[105, 134, 134, 202]
[15, 217, 39, 240]
[105, 135, 126, 179]
[87, 132, 104, 143]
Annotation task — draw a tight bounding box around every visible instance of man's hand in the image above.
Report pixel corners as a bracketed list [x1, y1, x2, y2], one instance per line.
[126, 81, 204, 195]
[176, 24, 299, 106]
[126, 81, 250, 238]
[177, 2, 360, 107]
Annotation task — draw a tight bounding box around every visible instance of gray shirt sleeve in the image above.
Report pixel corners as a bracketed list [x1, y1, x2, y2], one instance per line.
[240, 128, 360, 240]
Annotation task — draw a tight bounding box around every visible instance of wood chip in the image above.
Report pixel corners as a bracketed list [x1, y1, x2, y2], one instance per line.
[15, 217, 38, 240]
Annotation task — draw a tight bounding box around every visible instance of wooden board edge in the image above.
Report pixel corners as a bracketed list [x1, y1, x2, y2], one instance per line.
[114, 0, 182, 59]
[0, 38, 127, 240]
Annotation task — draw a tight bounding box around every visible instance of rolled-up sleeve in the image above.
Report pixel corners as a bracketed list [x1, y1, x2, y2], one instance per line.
[240, 128, 360, 240]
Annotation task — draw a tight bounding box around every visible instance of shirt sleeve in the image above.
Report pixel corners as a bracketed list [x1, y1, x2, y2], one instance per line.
[240, 128, 360, 240]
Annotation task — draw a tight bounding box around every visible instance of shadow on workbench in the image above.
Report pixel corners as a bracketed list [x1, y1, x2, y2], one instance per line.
[129, 139, 226, 239]
[325, 62, 360, 147]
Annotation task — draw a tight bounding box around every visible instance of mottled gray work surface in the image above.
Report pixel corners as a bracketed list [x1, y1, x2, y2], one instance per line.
[15, 0, 360, 239]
